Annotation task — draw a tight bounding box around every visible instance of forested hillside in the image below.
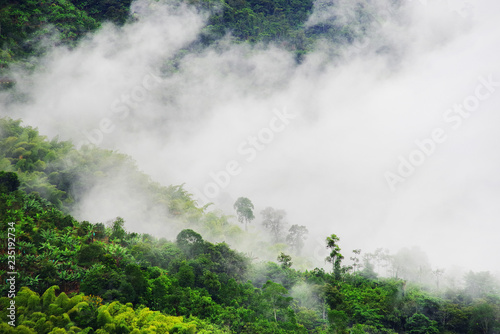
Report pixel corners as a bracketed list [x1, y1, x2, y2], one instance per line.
[1, 0, 500, 333]
[1, 119, 499, 333]
[0, 0, 373, 71]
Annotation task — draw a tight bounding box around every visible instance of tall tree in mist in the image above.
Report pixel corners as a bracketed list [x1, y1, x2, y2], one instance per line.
[350, 249, 361, 273]
[233, 197, 255, 231]
[261, 207, 287, 243]
[325, 234, 344, 281]
[286, 224, 308, 254]
[432, 268, 444, 290]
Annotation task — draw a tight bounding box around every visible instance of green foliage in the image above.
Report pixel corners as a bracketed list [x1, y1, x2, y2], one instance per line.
[277, 252, 292, 269]
[406, 313, 439, 334]
[176, 229, 204, 258]
[2, 286, 228, 333]
[109, 217, 127, 240]
[262, 280, 292, 322]
[469, 299, 500, 334]
[70, 0, 133, 25]
[0, 0, 392, 75]
[1, 119, 500, 334]
[0, 0, 100, 68]
[0, 118, 242, 244]
[249, 261, 299, 290]
[177, 262, 196, 288]
[325, 234, 344, 281]
[77, 243, 106, 267]
[201, 0, 315, 54]
[350, 324, 397, 334]
[233, 197, 255, 231]
[0, 171, 20, 193]
[42, 286, 59, 311]
[328, 309, 349, 333]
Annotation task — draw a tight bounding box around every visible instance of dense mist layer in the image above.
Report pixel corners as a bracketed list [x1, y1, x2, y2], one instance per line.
[2, 0, 499, 273]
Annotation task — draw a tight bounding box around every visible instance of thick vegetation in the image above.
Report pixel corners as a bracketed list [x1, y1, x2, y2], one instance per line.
[1, 120, 500, 333]
[1, 1, 499, 333]
[0, 0, 375, 74]
[0, 0, 100, 69]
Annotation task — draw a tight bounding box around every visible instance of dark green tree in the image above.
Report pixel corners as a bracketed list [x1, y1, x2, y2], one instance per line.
[77, 243, 105, 267]
[176, 229, 204, 258]
[177, 262, 195, 288]
[110, 217, 126, 241]
[469, 300, 499, 334]
[406, 313, 439, 334]
[325, 234, 344, 281]
[277, 252, 292, 269]
[262, 281, 292, 322]
[328, 309, 349, 334]
[0, 171, 20, 193]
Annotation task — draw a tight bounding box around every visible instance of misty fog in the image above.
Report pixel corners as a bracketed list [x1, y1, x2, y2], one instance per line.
[1, 0, 499, 274]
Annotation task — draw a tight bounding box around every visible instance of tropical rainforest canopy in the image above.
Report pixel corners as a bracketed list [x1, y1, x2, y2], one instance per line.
[1, 0, 499, 333]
